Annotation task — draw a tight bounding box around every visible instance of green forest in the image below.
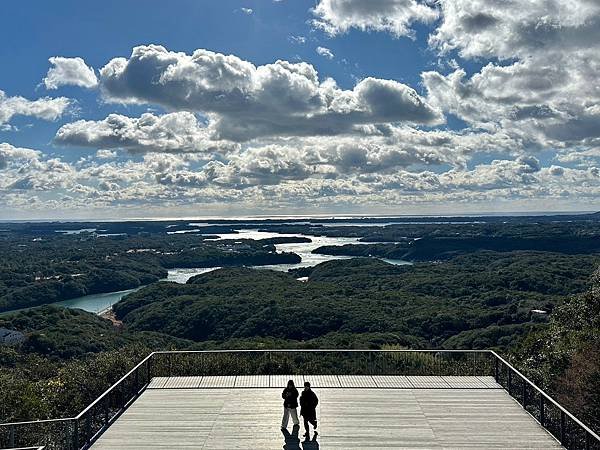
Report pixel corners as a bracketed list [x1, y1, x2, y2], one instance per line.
[0, 232, 300, 312]
[0, 216, 599, 435]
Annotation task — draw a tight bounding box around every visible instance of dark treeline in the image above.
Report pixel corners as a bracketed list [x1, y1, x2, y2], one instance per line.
[313, 235, 600, 261]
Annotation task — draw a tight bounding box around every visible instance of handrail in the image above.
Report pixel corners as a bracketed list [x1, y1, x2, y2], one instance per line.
[2, 447, 45, 450]
[75, 352, 154, 419]
[491, 350, 600, 443]
[0, 419, 71, 428]
[153, 348, 491, 353]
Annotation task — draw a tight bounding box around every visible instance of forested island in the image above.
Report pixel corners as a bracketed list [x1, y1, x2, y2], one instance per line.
[0, 214, 599, 433]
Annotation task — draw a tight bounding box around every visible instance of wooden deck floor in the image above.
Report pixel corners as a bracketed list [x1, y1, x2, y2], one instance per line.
[91, 376, 563, 449]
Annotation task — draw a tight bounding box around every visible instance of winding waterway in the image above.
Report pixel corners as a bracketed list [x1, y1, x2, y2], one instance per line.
[43, 229, 411, 313]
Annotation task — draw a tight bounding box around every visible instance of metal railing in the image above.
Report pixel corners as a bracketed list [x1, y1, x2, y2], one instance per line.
[491, 351, 599, 450]
[2, 447, 45, 450]
[0, 349, 598, 450]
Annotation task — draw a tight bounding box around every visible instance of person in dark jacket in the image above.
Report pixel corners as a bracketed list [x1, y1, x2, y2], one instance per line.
[300, 381, 318, 436]
[281, 379, 300, 429]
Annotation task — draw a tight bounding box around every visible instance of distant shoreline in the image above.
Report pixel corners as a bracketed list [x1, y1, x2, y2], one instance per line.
[0, 210, 597, 223]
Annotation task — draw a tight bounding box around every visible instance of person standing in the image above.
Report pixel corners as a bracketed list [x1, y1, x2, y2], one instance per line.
[281, 379, 300, 430]
[300, 381, 319, 437]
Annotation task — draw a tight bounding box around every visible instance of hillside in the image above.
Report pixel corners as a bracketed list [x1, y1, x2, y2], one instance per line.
[0, 306, 192, 358]
[113, 251, 600, 349]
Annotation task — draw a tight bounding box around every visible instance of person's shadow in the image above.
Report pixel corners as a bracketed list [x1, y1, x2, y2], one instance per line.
[282, 424, 301, 450]
[302, 434, 320, 450]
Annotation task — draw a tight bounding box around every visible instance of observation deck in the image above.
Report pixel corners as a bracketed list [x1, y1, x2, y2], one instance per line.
[2, 350, 599, 450]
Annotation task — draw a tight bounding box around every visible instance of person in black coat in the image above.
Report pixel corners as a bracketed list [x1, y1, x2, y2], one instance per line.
[300, 381, 318, 436]
[281, 379, 300, 429]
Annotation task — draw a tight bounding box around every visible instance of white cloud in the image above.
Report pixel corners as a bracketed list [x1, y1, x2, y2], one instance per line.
[316, 46, 335, 59]
[422, 0, 600, 151]
[55, 111, 239, 154]
[96, 149, 118, 159]
[429, 0, 600, 60]
[312, 0, 438, 38]
[8, 2, 600, 215]
[240, 7, 253, 15]
[43, 57, 98, 90]
[0, 143, 76, 192]
[0, 142, 41, 170]
[97, 45, 442, 141]
[289, 35, 307, 44]
[0, 90, 72, 125]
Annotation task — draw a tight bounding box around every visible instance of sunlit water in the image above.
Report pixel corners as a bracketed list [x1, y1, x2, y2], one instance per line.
[170, 229, 411, 282]
[29, 228, 411, 313]
[52, 288, 142, 313]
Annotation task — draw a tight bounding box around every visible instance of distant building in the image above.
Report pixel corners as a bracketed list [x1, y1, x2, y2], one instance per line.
[0, 328, 26, 345]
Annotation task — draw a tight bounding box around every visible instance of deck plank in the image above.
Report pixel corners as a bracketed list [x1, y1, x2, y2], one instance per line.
[338, 375, 377, 388]
[269, 374, 304, 388]
[407, 376, 451, 388]
[442, 375, 487, 388]
[235, 375, 270, 387]
[198, 375, 236, 388]
[303, 375, 341, 388]
[162, 376, 202, 389]
[371, 375, 413, 388]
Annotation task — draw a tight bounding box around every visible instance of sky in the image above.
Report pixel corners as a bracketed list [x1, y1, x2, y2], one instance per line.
[1, 0, 599, 219]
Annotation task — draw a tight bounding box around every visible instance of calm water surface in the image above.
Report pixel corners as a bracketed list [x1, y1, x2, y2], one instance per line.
[44, 229, 411, 312]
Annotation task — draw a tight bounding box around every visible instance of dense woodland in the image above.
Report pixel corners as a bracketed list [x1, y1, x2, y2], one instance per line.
[0, 216, 599, 433]
[0, 232, 300, 312]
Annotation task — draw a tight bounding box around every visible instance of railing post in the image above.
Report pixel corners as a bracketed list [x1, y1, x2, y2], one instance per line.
[560, 411, 566, 445]
[104, 396, 110, 425]
[494, 357, 499, 382]
[147, 356, 152, 383]
[72, 418, 79, 450]
[168, 353, 172, 376]
[508, 369, 512, 396]
[85, 413, 91, 445]
[522, 380, 527, 408]
[9, 424, 15, 447]
[539, 396, 545, 427]
[268, 350, 272, 375]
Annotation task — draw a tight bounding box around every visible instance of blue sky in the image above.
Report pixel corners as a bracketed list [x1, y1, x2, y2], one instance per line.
[1, 0, 440, 157]
[1, 0, 599, 219]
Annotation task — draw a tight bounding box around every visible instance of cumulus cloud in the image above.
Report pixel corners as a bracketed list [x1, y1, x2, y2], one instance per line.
[4, 136, 599, 214]
[8, 3, 600, 215]
[43, 57, 98, 90]
[54, 111, 238, 154]
[0, 143, 76, 192]
[423, 0, 600, 150]
[0, 143, 41, 170]
[316, 46, 335, 59]
[0, 90, 72, 125]
[97, 45, 442, 141]
[312, 0, 438, 38]
[429, 0, 600, 60]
